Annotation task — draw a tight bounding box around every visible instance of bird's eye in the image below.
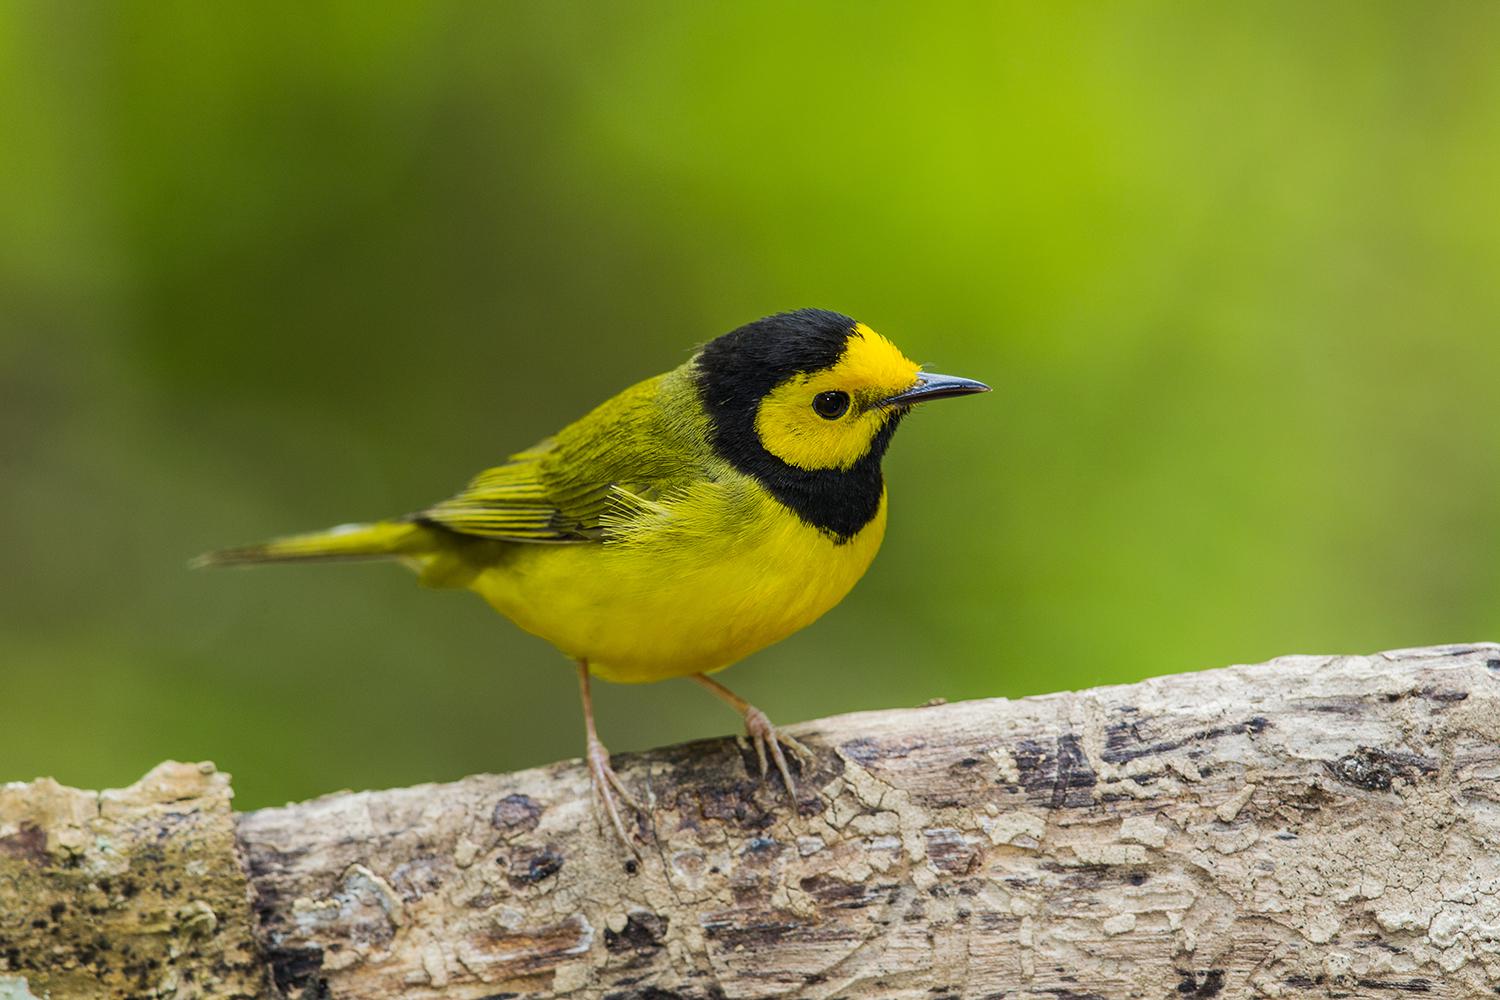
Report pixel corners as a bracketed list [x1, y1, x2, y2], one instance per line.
[812, 390, 851, 420]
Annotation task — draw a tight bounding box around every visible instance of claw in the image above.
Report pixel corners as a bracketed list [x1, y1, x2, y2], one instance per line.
[586, 736, 643, 854]
[691, 674, 811, 807]
[743, 705, 807, 801]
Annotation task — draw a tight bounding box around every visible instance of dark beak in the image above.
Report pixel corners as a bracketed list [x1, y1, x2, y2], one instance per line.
[881, 371, 991, 407]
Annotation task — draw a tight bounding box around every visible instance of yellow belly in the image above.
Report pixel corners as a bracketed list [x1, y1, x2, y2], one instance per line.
[459, 489, 887, 683]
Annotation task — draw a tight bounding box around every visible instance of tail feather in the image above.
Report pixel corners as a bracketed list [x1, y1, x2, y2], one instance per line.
[191, 520, 429, 568]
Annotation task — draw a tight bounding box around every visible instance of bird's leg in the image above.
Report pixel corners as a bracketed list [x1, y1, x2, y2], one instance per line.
[577, 661, 641, 852]
[691, 674, 808, 799]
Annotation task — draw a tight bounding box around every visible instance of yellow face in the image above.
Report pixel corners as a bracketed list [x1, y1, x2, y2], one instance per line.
[754, 323, 921, 471]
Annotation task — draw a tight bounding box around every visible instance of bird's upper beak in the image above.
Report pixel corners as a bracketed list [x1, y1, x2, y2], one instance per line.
[881, 371, 991, 407]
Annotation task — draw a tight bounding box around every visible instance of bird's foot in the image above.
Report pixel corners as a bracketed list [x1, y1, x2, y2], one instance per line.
[742, 705, 809, 801]
[586, 735, 643, 853]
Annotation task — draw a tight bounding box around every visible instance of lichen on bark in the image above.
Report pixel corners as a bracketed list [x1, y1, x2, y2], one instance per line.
[0, 762, 267, 999]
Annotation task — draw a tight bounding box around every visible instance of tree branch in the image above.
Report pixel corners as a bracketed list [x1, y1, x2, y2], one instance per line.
[5, 644, 1500, 998]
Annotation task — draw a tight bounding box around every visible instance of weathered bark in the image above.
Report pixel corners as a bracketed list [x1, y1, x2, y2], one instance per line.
[5, 644, 1500, 999]
[0, 763, 268, 998]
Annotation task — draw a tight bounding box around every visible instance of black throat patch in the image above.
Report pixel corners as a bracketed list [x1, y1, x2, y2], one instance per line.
[694, 309, 904, 542]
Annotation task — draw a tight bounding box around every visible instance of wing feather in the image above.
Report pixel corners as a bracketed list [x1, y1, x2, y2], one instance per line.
[417, 373, 706, 544]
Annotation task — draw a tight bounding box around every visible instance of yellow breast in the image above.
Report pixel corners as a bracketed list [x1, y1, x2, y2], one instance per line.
[463, 484, 888, 683]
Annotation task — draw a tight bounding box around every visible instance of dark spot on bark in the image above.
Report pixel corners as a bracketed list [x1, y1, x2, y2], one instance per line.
[1357, 978, 1431, 993]
[687, 779, 776, 829]
[1326, 746, 1437, 792]
[1040, 862, 1136, 890]
[508, 846, 563, 885]
[49, 901, 66, 920]
[798, 874, 901, 909]
[603, 987, 727, 1000]
[924, 828, 979, 874]
[838, 736, 883, 764]
[624, 858, 639, 875]
[267, 944, 325, 992]
[700, 913, 807, 948]
[477, 915, 593, 974]
[1177, 969, 1225, 996]
[742, 837, 780, 856]
[241, 841, 309, 880]
[1328, 750, 1394, 791]
[605, 911, 668, 953]
[1014, 733, 1097, 809]
[0, 823, 48, 863]
[491, 793, 542, 832]
[1128, 870, 1148, 886]
[1385, 686, 1470, 705]
[793, 794, 821, 818]
[1486, 658, 1500, 671]
[389, 854, 446, 901]
[1102, 716, 1268, 765]
[1013, 739, 1046, 776]
[655, 734, 837, 825]
[1056, 735, 1097, 807]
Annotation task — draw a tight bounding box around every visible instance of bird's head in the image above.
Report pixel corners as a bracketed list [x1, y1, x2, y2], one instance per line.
[694, 308, 989, 474]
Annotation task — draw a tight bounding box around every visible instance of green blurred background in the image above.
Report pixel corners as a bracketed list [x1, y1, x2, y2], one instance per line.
[4, 2, 1499, 810]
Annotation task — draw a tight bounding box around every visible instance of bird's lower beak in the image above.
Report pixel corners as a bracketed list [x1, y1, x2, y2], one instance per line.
[881, 371, 991, 407]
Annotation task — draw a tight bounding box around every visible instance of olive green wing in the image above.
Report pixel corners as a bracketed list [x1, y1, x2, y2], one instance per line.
[418, 440, 590, 541]
[417, 373, 704, 543]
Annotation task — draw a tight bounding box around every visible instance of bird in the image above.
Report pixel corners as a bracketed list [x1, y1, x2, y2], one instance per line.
[196, 309, 988, 849]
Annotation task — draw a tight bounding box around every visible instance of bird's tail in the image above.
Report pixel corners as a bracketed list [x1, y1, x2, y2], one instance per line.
[191, 520, 431, 568]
